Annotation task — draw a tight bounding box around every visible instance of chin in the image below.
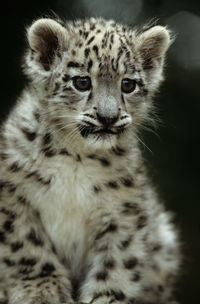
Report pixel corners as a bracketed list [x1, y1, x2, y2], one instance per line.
[83, 133, 118, 150]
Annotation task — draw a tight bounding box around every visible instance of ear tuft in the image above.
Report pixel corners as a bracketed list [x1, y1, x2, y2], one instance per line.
[137, 25, 171, 70]
[27, 18, 67, 71]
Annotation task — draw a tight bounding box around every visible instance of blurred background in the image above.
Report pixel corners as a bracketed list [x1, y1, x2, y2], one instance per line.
[0, 0, 200, 303]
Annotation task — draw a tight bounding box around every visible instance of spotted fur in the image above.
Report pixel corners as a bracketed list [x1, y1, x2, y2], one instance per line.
[0, 17, 180, 304]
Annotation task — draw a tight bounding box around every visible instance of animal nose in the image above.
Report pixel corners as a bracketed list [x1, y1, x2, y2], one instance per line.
[96, 112, 118, 126]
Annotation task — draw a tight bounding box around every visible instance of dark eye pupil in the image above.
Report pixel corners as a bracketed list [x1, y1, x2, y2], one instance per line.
[73, 76, 91, 91]
[121, 78, 136, 93]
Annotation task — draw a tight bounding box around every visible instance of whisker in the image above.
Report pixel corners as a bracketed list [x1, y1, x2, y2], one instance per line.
[134, 132, 153, 154]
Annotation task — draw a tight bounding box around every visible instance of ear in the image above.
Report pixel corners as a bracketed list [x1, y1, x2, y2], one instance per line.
[136, 26, 171, 70]
[27, 18, 67, 71]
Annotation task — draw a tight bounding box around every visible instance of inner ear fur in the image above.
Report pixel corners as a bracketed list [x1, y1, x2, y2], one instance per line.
[137, 25, 171, 70]
[27, 18, 67, 71]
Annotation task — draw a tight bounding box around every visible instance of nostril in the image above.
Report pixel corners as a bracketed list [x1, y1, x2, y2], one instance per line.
[96, 113, 118, 126]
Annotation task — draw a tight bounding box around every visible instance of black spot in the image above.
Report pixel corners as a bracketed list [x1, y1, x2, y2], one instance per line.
[84, 48, 90, 58]
[19, 267, 34, 275]
[122, 202, 141, 215]
[123, 257, 138, 269]
[9, 162, 21, 173]
[21, 275, 37, 281]
[152, 244, 162, 252]
[42, 133, 52, 146]
[107, 181, 119, 189]
[93, 185, 101, 193]
[19, 257, 37, 266]
[59, 149, 70, 156]
[142, 89, 148, 96]
[0, 180, 7, 190]
[95, 271, 108, 281]
[84, 31, 89, 39]
[121, 177, 134, 187]
[136, 79, 144, 87]
[0, 231, 6, 242]
[88, 154, 110, 166]
[3, 220, 14, 233]
[33, 173, 51, 186]
[8, 183, 16, 193]
[76, 154, 81, 162]
[62, 73, 70, 82]
[131, 272, 141, 282]
[111, 290, 126, 301]
[157, 284, 164, 293]
[87, 154, 96, 160]
[27, 228, 44, 246]
[53, 82, 60, 93]
[119, 236, 132, 250]
[42, 147, 56, 157]
[67, 61, 80, 68]
[93, 45, 99, 57]
[137, 215, 148, 230]
[87, 60, 93, 72]
[3, 258, 15, 266]
[110, 34, 114, 44]
[0, 208, 16, 219]
[25, 171, 36, 179]
[104, 258, 115, 269]
[11, 241, 24, 252]
[112, 146, 126, 156]
[87, 36, 95, 45]
[90, 24, 96, 31]
[88, 92, 93, 101]
[34, 111, 40, 122]
[95, 223, 118, 240]
[22, 128, 37, 141]
[0, 153, 8, 160]
[18, 196, 28, 204]
[99, 158, 110, 167]
[41, 262, 55, 273]
[51, 244, 57, 255]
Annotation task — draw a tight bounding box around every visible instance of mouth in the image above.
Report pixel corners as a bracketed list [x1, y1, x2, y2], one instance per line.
[93, 129, 117, 135]
[79, 125, 125, 138]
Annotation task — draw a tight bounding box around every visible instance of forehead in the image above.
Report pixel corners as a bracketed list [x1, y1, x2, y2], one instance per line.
[66, 19, 138, 77]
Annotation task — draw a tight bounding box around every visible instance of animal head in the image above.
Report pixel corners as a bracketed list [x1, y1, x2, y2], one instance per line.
[24, 17, 171, 149]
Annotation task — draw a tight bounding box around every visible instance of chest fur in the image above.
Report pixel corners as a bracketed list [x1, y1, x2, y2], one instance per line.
[28, 155, 120, 261]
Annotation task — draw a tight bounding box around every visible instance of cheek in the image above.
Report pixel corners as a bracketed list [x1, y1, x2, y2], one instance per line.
[55, 85, 87, 108]
[125, 97, 150, 122]
[123, 95, 141, 113]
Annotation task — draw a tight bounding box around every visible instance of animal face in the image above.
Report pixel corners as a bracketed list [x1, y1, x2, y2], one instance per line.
[25, 18, 170, 149]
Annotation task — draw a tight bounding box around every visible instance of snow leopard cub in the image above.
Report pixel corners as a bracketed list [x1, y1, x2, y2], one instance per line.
[0, 17, 180, 304]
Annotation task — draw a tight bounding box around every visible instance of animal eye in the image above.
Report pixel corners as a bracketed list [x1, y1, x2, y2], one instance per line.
[73, 76, 91, 91]
[121, 78, 136, 94]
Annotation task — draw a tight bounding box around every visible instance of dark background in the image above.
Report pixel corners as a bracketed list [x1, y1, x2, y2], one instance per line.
[1, 1, 200, 303]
